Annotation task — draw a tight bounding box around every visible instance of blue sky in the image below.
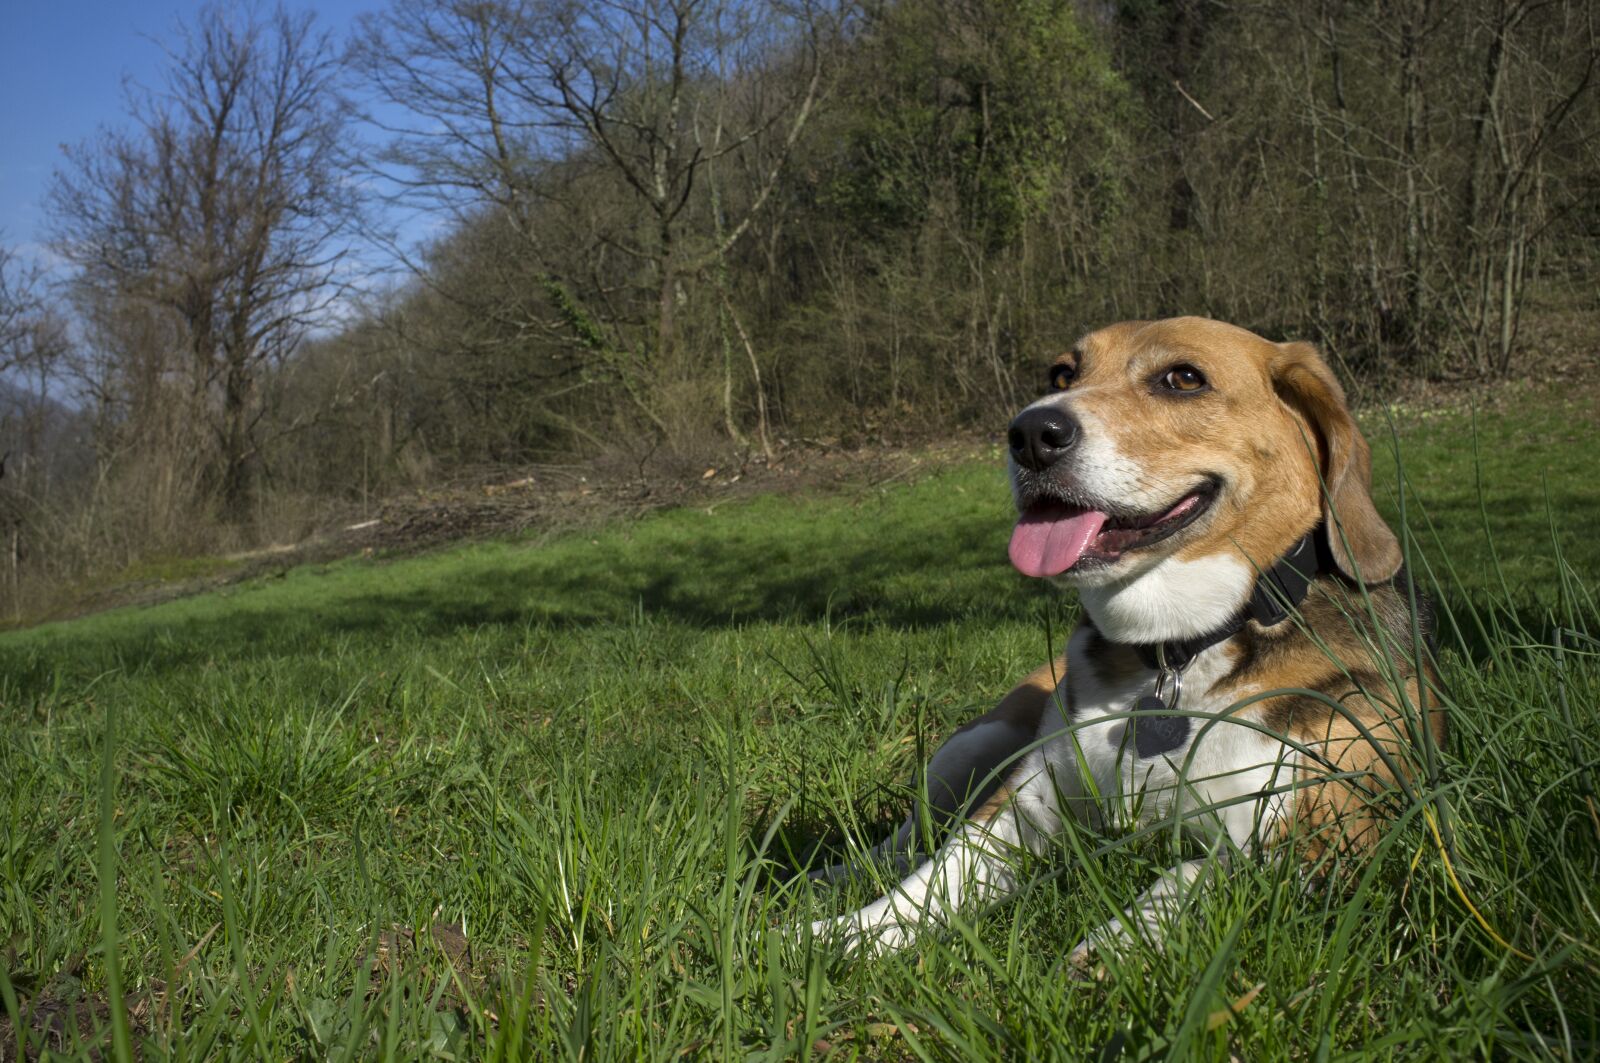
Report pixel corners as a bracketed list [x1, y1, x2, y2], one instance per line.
[0, 0, 383, 259]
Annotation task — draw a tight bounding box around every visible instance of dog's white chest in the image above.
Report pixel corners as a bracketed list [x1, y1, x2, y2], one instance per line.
[1033, 626, 1290, 842]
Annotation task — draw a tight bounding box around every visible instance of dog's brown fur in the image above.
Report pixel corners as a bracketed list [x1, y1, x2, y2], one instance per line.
[991, 319, 1439, 862]
[814, 318, 1443, 958]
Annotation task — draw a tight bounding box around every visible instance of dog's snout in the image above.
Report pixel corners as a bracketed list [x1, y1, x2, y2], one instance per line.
[1008, 407, 1079, 471]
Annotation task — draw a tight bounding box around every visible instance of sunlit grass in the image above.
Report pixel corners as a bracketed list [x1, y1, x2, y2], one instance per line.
[0, 390, 1596, 1059]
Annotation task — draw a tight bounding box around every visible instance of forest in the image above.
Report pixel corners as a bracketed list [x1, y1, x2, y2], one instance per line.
[1, 0, 1596, 616]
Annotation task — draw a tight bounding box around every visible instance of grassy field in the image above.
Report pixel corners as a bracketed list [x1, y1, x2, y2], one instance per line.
[2, 389, 1598, 1060]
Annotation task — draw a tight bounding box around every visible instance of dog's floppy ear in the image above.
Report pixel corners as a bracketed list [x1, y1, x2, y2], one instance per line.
[1271, 341, 1402, 583]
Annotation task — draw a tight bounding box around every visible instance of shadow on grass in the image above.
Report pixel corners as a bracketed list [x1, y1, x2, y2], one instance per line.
[0, 501, 1043, 692]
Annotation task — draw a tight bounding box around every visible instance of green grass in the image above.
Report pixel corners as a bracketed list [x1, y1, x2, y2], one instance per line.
[1, 390, 1597, 1059]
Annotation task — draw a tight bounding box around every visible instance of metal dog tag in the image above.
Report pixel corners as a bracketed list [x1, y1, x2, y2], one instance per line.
[1132, 696, 1191, 757]
[1132, 656, 1190, 757]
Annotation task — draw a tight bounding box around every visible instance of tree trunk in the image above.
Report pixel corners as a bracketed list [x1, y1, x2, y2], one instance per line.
[724, 292, 774, 461]
[1497, 211, 1527, 376]
[656, 221, 676, 371]
[1165, 0, 1204, 232]
[1464, 1, 1512, 240]
[1399, 2, 1428, 354]
[219, 360, 253, 523]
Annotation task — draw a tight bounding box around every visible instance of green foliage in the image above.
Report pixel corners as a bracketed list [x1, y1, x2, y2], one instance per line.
[1, 389, 1597, 1057]
[824, 0, 1132, 248]
[539, 275, 612, 359]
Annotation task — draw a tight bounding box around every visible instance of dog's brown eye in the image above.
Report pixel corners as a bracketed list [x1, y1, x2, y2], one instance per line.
[1048, 364, 1075, 391]
[1160, 365, 1207, 393]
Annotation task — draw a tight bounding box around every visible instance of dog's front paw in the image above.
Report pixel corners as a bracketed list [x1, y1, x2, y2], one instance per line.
[1066, 937, 1108, 982]
[779, 915, 861, 954]
[805, 916, 840, 943]
[803, 913, 915, 957]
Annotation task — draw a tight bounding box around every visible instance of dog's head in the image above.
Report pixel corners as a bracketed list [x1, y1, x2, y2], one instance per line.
[1007, 317, 1400, 641]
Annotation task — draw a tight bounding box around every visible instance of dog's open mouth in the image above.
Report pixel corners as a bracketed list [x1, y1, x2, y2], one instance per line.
[1008, 481, 1219, 578]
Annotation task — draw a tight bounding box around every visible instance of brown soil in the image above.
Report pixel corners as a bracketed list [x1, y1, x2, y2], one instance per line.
[0, 952, 149, 1061]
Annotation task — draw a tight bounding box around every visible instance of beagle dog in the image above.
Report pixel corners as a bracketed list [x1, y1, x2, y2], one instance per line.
[808, 317, 1443, 962]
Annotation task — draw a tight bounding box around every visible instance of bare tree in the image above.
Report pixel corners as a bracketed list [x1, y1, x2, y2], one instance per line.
[0, 244, 58, 375]
[0, 242, 71, 470]
[48, 4, 357, 523]
[350, 1, 647, 428]
[0, 247, 30, 374]
[354, 0, 845, 447]
[1459, 0, 1599, 374]
[0, 242, 73, 616]
[535, 0, 835, 368]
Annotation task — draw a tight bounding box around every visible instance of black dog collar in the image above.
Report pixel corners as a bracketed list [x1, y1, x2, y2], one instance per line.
[1130, 528, 1325, 673]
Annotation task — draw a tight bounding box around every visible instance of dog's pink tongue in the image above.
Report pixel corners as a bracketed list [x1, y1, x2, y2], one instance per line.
[1008, 504, 1109, 578]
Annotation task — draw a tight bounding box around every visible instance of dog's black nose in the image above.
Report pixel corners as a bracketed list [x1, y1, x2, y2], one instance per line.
[1008, 406, 1079, 470]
